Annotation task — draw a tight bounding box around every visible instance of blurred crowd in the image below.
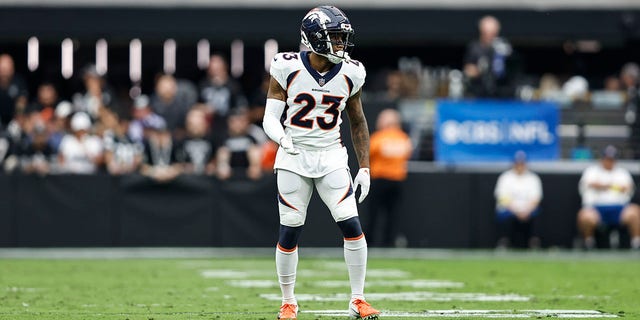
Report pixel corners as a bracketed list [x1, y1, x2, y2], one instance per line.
[369, 15, 640, 107]
[2, 14, 640, 178]
[363, 15, 640, 161]
[0, 53, 274, 181]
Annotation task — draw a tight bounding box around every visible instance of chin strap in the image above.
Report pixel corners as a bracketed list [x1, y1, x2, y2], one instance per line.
[323, 51, 351, 64]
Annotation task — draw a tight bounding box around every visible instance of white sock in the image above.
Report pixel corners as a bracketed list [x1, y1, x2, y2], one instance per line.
[344, 236, 367, 301]
[276, 245, 298, 305]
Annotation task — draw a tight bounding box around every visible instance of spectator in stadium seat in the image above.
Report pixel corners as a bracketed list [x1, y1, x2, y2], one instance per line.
[577, 145, 640, 250]
[604, 75, 622, 92]
[102, 109, 143, 175]
[0, 129, 14, 173]
[198, 54, 248, 134]
[174, 107, 216, 175]
[48, 101, 73, 154]
[365, 108, 413, 247]
[381, 70, 406, 102]
[57, 111, 104, 174]
[128, 95, 165, 144]
[494, 150, 543, 249]
[562, 75, 590, 103]
[536, 73, 562, 101]
[0, 54, 28, 128]
[6, 110, 43, 173]
[26, 82, 59, 124]
[247, 72, 270, 128]
[619, 62, 640, 159]
[463, 15, 514, 98]
[150, 74, 197, 138]
[215, 107, 262, 181]
[18, 123, 53, 176]
[245, 74, 270, 145]
[72, 64, 117, 120]
[370, 69, 414, 103]
[140, 116, 181, 183]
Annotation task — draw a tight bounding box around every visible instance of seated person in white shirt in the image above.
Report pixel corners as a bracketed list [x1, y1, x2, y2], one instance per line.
[494, 150, 543, 249]
[577, 145, 640, 249]
[57, 111, 104, 174]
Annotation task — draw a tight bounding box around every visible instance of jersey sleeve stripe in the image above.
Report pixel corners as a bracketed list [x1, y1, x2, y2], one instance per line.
[343, 75, 354, 96]
[286, 70, 301, 92]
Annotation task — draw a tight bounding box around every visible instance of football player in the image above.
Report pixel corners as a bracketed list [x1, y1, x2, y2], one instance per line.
[262, 5, 380, 320]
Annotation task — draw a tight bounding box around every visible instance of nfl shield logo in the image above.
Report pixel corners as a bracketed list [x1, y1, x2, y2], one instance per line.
[318, 78, 325, 86]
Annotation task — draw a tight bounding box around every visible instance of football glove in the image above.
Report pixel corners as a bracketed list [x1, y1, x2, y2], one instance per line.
[279, 131, 300, 155]
[353, 168, 370, 203]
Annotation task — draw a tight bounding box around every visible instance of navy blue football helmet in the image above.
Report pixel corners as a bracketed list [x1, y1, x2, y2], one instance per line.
[300, 6, 354, 63]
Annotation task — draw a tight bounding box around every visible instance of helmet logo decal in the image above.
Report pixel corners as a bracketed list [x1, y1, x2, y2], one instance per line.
[304, 10, 332, 28]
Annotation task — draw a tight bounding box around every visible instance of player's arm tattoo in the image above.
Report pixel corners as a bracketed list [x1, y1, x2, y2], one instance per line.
[346, 90, 370, 169]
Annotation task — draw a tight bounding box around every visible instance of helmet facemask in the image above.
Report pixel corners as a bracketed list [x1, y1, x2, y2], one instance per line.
[321, 29, 354, 63]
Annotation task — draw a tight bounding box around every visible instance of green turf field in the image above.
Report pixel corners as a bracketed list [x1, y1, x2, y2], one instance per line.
[1, 249, 639, 319]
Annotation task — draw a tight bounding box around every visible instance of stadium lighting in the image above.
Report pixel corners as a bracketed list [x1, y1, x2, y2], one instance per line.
[264, 39, 278, 72]
[129, 38, 142, 83]
[164, 39, 176, 75]
[197, 39, 210, 70]
[231, 39, 243, 78]
[96, 39, 108, 76]
[27, 37, 39, 72]
[61, 38, 73, 79]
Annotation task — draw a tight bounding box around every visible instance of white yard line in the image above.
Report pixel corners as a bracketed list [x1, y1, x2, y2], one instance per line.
[5, 287, 41, 292]
[226, 279, 464, 288]
[0, 310, 618, 318]
[303, 309, 618, 318]
[200, 270, 252, 278]
[201, 268, 410, 279]
[299, 268, 411, 278]
[314, 279, 464, 288]
[226, 280, 278, 288]
[260, 291, 531, 302]
[366, 269, 412, 278]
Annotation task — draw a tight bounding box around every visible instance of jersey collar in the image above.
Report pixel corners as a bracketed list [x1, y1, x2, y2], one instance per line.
[301, 51, 343, 87]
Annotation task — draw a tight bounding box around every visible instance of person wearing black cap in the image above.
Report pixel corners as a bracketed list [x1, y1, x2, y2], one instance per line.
[577, 145, 640, 249]
[493, 150, 543, 249]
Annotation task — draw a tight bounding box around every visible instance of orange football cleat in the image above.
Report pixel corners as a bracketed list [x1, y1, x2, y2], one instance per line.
[349, 298, 380, 319]
[277, 303, 298, 320]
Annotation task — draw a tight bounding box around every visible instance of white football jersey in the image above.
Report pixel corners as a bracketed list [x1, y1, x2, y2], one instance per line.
[270, 51, 366, 150]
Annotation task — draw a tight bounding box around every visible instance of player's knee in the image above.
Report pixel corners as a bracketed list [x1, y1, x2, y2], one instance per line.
[337, 216, 363, 239]
[279, 208, 306, 226]
[278, 224, 303, 250]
